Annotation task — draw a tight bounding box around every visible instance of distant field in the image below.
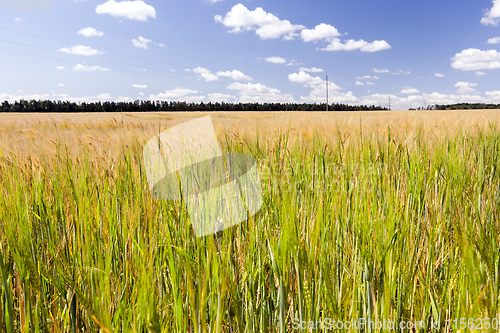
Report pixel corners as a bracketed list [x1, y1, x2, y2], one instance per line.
[1, 110, 500, 332]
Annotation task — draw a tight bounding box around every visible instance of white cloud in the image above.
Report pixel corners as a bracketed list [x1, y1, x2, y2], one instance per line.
[56, 66, 65, 70]
[150, 88, 199, 100]
[391, 70, 411, 75]
[58, 45, 104, 56]
[58, 83, 65, 87]
[357, 75, 379, 80]
[265, 56, 286, 64]
[435, 73, 444, 77]
[288, 71, 324, 87]
[96, 0, 156, 21]
[487, 37, 500, 44]
[215, 4, 305, 40]
[207, 93, 235, 102]
[299, 67, 323, 73]
[486, 90, 500, 101]
[482, 0, 500, 26]
[373, 68, 390, 73]
[207, 0, 224, 3]
[356, 81, 364, 86]
[227, 82, 295, 103]
[476, 71, 487, 76]
[366, 81, 375, 85]
[451, 48, 500, 71]
[78, 27, 104, 37]
[216, 70, 252, 81]
[73, 63, 110, 72]
[155, 43, 166, 47]
[300, 23, 341, 42]
[132, 36, 152, 49]
[133, 84, 147, 88]
[320, 38, 391, 52]
[193, 67, 219, 82]
[455, 81, 477, 94]
[401, 87, 420, 94]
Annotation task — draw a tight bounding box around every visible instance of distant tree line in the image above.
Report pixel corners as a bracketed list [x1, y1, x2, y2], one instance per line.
[0, 99, 388, 113]
[436, 103, 500, 110]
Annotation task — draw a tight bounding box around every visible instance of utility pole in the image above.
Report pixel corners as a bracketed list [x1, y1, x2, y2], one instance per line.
[326, 75, 329, 111]
[388, 95, 391, 110]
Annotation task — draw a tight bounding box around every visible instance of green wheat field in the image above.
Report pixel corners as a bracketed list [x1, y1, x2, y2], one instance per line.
[1, 111, 500, 332]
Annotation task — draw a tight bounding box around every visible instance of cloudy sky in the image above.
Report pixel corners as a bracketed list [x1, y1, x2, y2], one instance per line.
[2, 0, 500, 110]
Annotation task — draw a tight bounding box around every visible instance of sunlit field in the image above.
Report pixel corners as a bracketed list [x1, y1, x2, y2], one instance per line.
[1, 110, 500, 332]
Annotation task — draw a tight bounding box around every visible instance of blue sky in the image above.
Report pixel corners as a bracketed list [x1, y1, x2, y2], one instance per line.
[2, 0, 500, 109]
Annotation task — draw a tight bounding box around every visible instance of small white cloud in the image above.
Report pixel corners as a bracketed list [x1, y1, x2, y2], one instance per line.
[132, 36, 152, 49]
[216, 70, 252, 81]
[56, 66, 65, 70]
[435, 73, 444, 77]
[14, 17, 23, 24]
[215, 4, 305, 40]
[208, 93, 235, 102]
[357, 75, 379, 80]
[207, 0, 224, 3]
[482, 0, 500, 26]
[58, 83, 65, 87]
[133, 84, 147, 88]
[300, 23, 341, 42]
[95, 0, 156, 21]
[391, 70, 411, 75]
[355, 81, 364, 86]
[288, 71, 324, 87]
[139, 92, 144, 96]
[320, 38, 391, 52]
[299, 67, 324, 73]
[455, 81, 478, 94]
[97, 93, 112, 99]
[366, 81, 375, 85]
[487, 37, 500, 44]
[193, 67, 219, 82]
[78, 27, 104, 37]
[476, 71, 487, 76]
[373, 68, 390, 73]
[401, 87, 420, 94]
[73, 63, 110, 72]
[58, 45, 104, 56]
[265, 56, 287, 64]
[452, 48, 500, 71]
[150, 88, 199, 100]
[155, 43, 166, 47]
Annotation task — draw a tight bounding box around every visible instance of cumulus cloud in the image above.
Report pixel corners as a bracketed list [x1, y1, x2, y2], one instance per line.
[455, 81, 477, 94]
[133, 84, 147, 88]
[300, 23, 341, 42]
[96, 0, 156, 21]
[150, 88, 199, 100]
[78, 27, 104, 37]
[476, 71, 487, 76]
[356, 81, 364, 86]
[193, 67, 219, 82]
[320, 38, 391, 52]
[451, 48, 500, 70]
[227, 82, 295, 103]
[299, 67, 323, 73]
[373, 68, 390, 73]
[482, 0, 500, 26]
[487, 37, 500, 44]
[214, 4, 305, 40]
[207, 93, 235, 102]
[357, 75, 379, 80]
[216, 70, 252, 81]
[73, 63, 110, 72]
[435, 73, 444, 77]
[265, 56, 286, 64]
[288, 71, 324, 87]
[58, 45, 104, 56]
[132, 36, 152, 49]
[401, 87, 420, 94]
